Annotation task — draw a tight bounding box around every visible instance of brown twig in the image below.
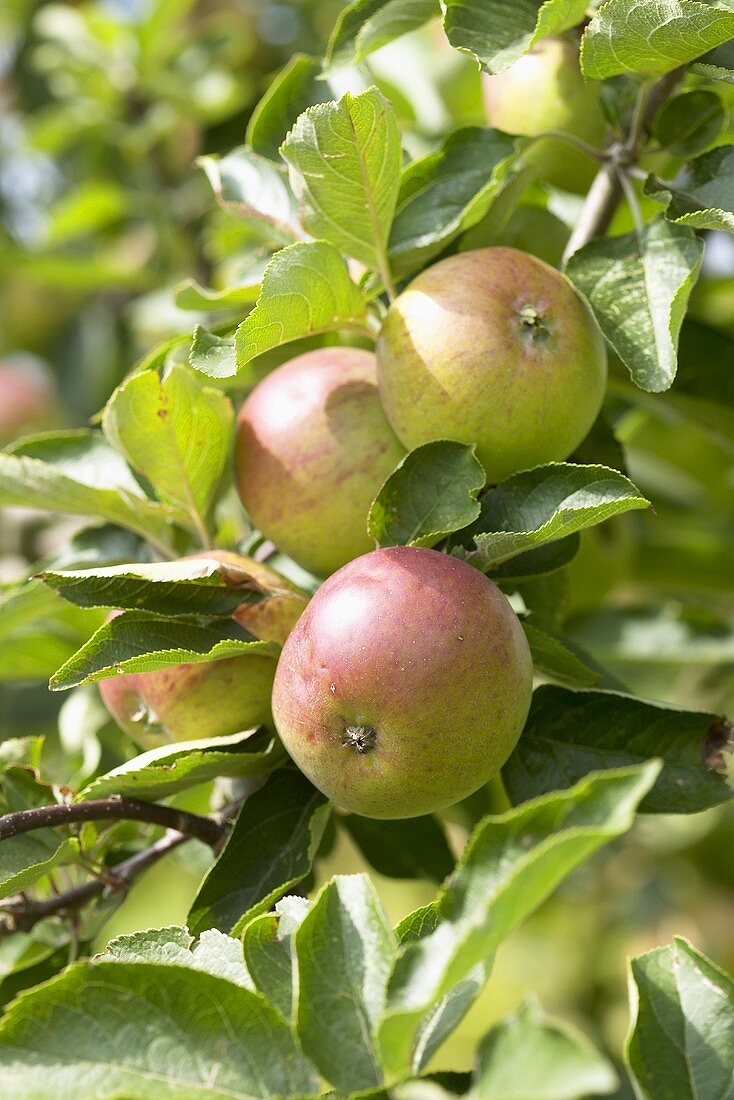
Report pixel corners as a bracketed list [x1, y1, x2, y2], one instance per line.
[562, 67, 685, 264]
[0, 797, 226, 849]
[0, 829, 189, 933]
[0, 799, 243, 935]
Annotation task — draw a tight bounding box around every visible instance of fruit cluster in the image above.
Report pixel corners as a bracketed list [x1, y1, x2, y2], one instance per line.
[100, 244, 606, 817]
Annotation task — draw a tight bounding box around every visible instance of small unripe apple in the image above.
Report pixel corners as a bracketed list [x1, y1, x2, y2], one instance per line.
[483, 37, 606, 194]
[234, 347, 405, 578]
[272, 546, 533, 819]
[0, 358, 56, 444]
[376, 247, 607, 483]
[98, 552, 307, 744]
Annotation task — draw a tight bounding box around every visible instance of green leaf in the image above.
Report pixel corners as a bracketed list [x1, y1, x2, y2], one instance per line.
[135, 332, 193, 375]
[377, 761, 660, 1076]
[0, 738, 44, 771]
[281, 87, 401, 273]
[0, 834, 78, 902]
[188, 768, 329, 936]
[174, 272, 265, 312]
[513, 569, 570, 636]
[247, 54, 336, 161]
[0, 585, 102, 684]
[188, 328, 237, 380]
[691, 40, 734, 83]
[0, 432, 180, 554]
[241, 896, 311, 1020]
[104, 925, 194, 964]
[0, 620, 99, 684]
[522, 625, 602, 688]
[44, 523, 150, 572]
[327, 0, 440, 68]
[581, 0, 734, 79]
[627, 937, 734, 1100]
[0, 771, 79, 899]
[443, 0, 588, 74]
[388, 127, 518, 278]
[0, 942, 79, 1013]
[369, 442, 485, 549]
[198, 146, 302, 244]
[467, 999, 618, 1100]
[45, 180, 128, 246]
[652, 89, 727, 157]
[343, 814, 455, 883]
[0, 960, 318, 1098]
[572, 604, 734, 667]
[295, 874, 397, 1092]
[566, 218, 704, 393]
[233, 241, 368, 371]
[412, 964, 489, 1075]
[396, 903, 440, 944]
[76, 728, 280, 802]
[489, 535, 581, 582]
[655, 319, 734, 452]
[39, 556, 288, 618]
[502, 685, 732, 814]
[48, 610, 278, 691]
[646, 145, 734, 234]
[102, 365, 233, 530]
[104, 927, 253, 988]
[460, 463, 648, 571]
[0, 580, 64, 643]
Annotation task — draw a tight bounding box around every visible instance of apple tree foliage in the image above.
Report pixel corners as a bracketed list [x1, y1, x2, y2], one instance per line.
[0, 0, 733, 1096]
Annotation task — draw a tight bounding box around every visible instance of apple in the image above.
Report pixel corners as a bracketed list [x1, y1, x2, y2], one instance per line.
[99, 552, 308, 744]
[98, 654, 277, 745]
[234, 347, 405, 578]
[187, 550, 309, 645]
[271, 546, 533, 819]
[483, 37, 606, 193]
[0, 358, 56, 444]
[376, 247, 607, 483]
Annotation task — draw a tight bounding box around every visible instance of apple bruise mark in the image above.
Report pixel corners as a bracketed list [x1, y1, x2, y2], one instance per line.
[342, 724, 377, 754]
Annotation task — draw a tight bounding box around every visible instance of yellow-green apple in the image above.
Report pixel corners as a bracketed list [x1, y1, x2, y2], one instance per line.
[376, 247, 607, 483]
[98, 655, 277, 745]
[272, 546, 533, 818]
[99, 552, 308, 744]
[234, 347, 405, 578]
[483, 37, 606, 193]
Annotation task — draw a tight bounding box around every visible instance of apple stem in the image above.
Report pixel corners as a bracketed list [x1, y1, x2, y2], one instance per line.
[562, 67, 684, 265]
[531, 129, 606, 164]
[562, 161, 621, 264]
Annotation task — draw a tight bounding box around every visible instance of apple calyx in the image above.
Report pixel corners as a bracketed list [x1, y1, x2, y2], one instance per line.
[342, 724, 377, 754]
[517, 303, 550, 342]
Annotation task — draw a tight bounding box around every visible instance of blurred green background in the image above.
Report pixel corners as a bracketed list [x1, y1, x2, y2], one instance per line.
[1, 0, 733, 1090]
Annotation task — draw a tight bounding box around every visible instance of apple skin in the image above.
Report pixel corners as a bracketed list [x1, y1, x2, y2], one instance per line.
[376, 247, 607, 484]
[186, 550, 309, 645]
[99, 655, 277, 745]
[483, 37, 606, 194]
[0, 359, 56, 444]
[234, 347, 406, 578]
[98, 552, 307, 744]
[271, 546, 533, 819]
